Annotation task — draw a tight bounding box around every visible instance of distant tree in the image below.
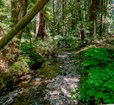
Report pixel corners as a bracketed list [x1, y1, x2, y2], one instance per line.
[0, 25, 4, 37]
[62, 0, 66, 36]
[36, 9, 46, 39]
[89, 0, 100, 40]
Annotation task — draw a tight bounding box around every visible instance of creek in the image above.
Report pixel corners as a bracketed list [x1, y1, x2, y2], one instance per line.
[0, 49, 81, 105]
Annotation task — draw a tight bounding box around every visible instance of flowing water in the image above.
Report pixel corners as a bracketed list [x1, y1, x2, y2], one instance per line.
[0, 50, 81, 105]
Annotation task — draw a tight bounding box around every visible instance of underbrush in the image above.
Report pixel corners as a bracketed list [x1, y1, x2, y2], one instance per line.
[32, 38, 57, 56]
[0, 71, 14, 95]
[9, 56, 30, 75]
[71, 48, 114, 104]
[20, 33, 58, 57]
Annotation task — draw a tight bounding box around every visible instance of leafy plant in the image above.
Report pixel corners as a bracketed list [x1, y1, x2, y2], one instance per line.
[28, 50, 44, 70]
[73, 48, 114, 104]
[70, 88, 78, 100]
[20, 33, 44, 70]
[9, 56, 30, 75]
[0, 72, 14, 95]
[32, 38, 57, 56]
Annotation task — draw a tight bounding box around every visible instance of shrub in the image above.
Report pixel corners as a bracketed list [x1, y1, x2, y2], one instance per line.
[20, 35, 44, 70]
[0, 72, 14, 95]
[31, 38, 57, 56]
[28, 51, 44, 70]
[77, 48, 114, 104]
[9, 56, 30, 75]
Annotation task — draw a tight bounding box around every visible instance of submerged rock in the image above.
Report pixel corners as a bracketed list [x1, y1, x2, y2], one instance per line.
[0, 89, 23, 105]
[45, 73, 80, 105]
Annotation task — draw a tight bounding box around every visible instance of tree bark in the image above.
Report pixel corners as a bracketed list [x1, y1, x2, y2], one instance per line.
[36, 13, 40, 37]
[93, 19, 96, 40]
[100, 0, 103, 36]
[36, 9, 46, 39]
[11, 0, 18, 26]
[62, 0, 66, 36]
[0, 25, 4, 38]
[0, 0, 49, 50]
[89, 0, 100, 40]
[16, 0, 28, 40]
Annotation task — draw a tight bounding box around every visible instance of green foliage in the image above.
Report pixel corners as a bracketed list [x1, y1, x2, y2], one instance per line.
[0, 0, 4, 7]
[82, 48, 110, 69]
[74, 48, 114, 104]
[32, 38, 57, 56]
[27, 50, 44, 70]
[0, 1, 11, 30]
[20, 32, 57, 57]
[20, 42, 31, 54]
[20, 33, 44, 69]
[56, 34, 80, 50]
[20, 33, 32, 54]
[9, 56, 30, 75]
[0, 72, 14, 95]
[70, 88, 78, 100]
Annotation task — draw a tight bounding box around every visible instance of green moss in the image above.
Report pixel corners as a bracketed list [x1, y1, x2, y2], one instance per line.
[9, 56, 30, 75]
[12, 92, 33, 105]
[35, 61, 60, 79]
[0, 72, 14, 95]
[28, 51, 44, 70]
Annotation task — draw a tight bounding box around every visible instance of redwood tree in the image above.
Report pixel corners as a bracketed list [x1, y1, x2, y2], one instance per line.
[11, 0, 28, 41]
[89, 0, 100, 40]
[36, 9, 46, 39]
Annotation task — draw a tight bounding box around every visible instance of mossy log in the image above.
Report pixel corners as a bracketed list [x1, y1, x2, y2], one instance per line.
[0, 0, 49, 50]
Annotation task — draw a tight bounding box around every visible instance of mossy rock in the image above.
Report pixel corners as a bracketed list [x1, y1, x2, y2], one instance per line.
[0, 72, 14, 95]
[28, 51, 44, 70]
[9, 56, 30, 75]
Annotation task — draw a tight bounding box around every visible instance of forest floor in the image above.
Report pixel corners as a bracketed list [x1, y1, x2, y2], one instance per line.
[0, 48, 82, 105]
[1, 35, 114, 105]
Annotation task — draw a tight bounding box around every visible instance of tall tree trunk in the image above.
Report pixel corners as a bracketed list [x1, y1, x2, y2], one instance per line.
[52, 0, 56, 35]
[52, 0, 59, 35]
[103, 0, 110, 35]
[36, 9, 45, 39]
[62, 0, 66, 36]
[11, 0, 28, 27]
[89, 0, 100, 40]
[93, 19, 97, 40]
[16, 0, 28, 40]
[0, 0, 49, 50]
[0, 25, 4, 38]
[78, 0, 85, 42]
[56, 0, 59, 34]
[11, 0, 28, 47]
[36, 13, 40, 38]
[11, 0, 18, 26]
[100, 0, 103, 36]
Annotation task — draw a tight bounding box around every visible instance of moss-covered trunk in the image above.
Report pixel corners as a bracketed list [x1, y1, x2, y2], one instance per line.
[0, 0, 49, 50]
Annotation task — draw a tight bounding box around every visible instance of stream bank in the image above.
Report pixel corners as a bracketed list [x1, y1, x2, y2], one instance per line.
[0, 49, 81, 105]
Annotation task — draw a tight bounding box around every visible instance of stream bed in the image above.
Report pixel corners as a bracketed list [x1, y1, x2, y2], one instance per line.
[0, 50, 81, 105]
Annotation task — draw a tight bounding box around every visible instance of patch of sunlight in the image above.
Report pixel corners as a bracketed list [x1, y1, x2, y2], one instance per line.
[75, 45, 95, 54]
[56, 54, 68, 58]
[64, 77, 80, 88]
[48, 90, 59, 99]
